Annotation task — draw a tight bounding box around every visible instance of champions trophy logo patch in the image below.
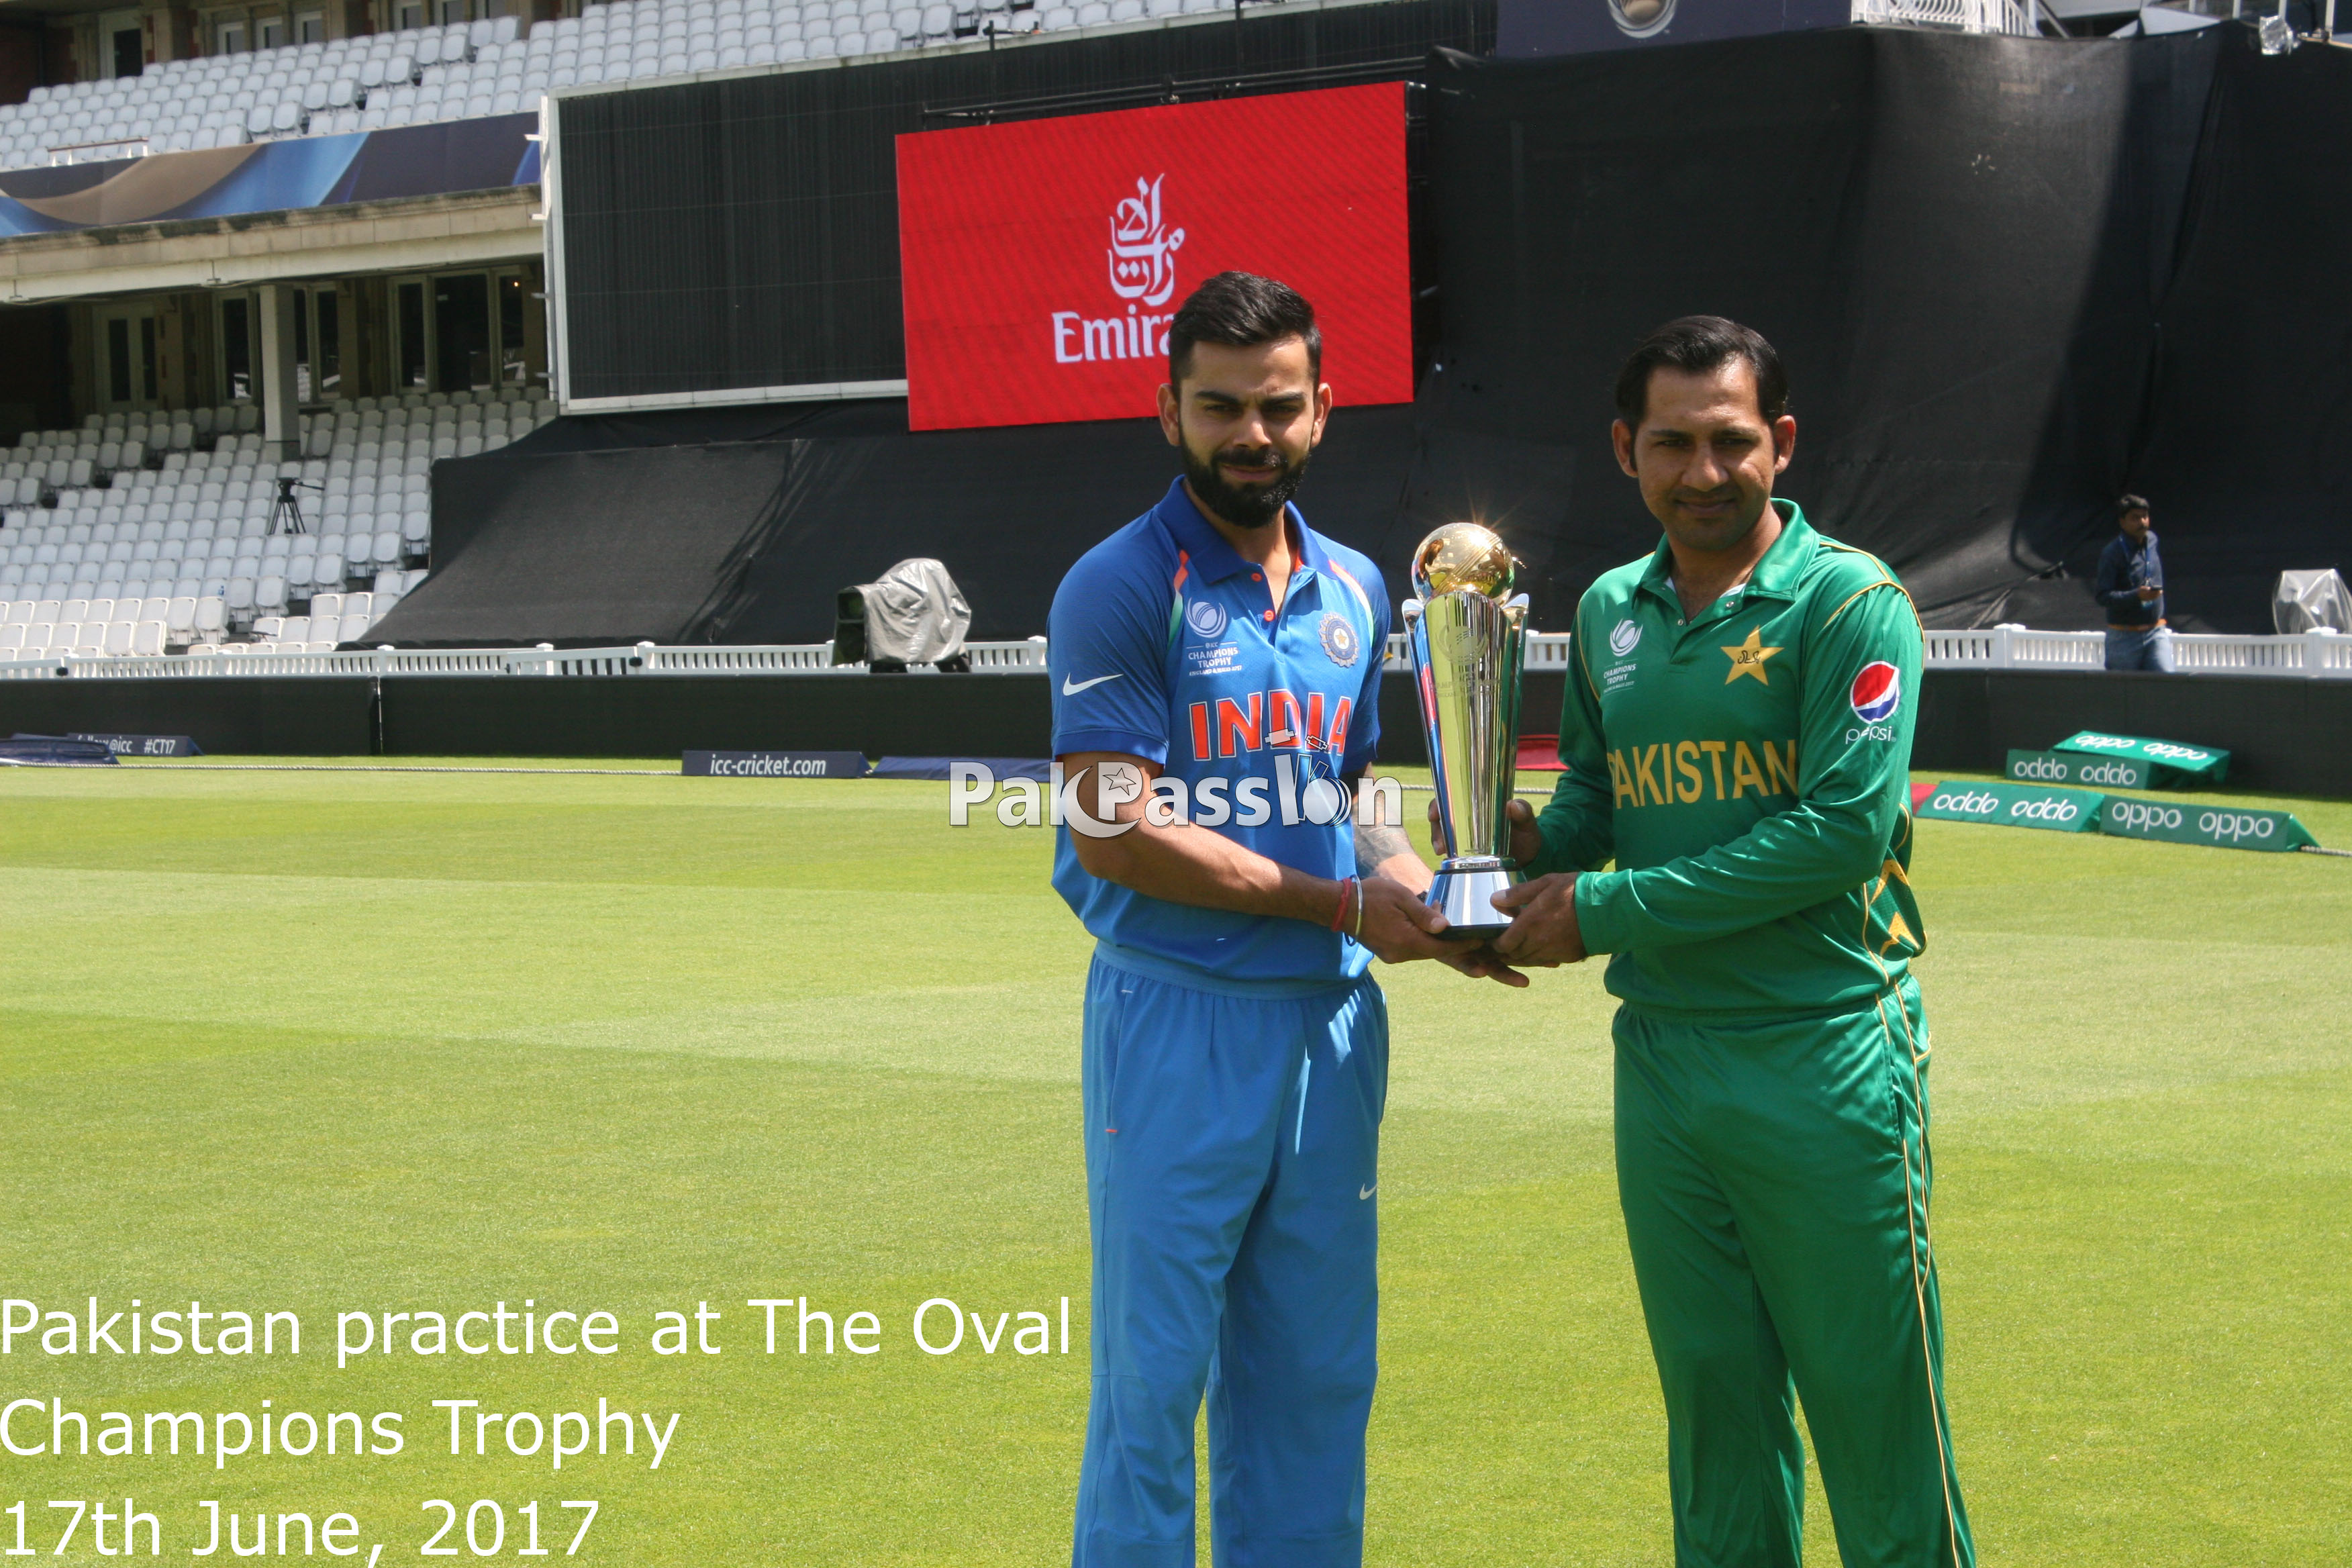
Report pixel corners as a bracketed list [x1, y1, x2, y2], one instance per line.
[1320, 612, 1361, 668]
[1850, 661, 1903, 724]
[1108, 175, 1185, 307]
[1608, 618, 1642, 656]
[1185, 597, 1228, 640]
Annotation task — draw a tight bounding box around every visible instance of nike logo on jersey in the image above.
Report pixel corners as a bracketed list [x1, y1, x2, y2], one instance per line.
[1063, 673, 1124, 695]
[1359, 1183, 1377, 1201]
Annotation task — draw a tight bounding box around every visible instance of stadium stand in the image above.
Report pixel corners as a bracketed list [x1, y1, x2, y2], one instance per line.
[0, 388, 552, 656]
[0, 0, 1215, 172]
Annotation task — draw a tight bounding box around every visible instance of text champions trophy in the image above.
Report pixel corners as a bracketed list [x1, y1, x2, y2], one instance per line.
[1402, 523, 1530, 937]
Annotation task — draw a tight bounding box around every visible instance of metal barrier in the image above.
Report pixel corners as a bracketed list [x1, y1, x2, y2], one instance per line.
[1925, 625, 2352, 678]
[3, 628, 2344, 680]
[1383, 630, 1573, 671]
[635, 644, 842, 675]
[1850, 0, 2037, 35]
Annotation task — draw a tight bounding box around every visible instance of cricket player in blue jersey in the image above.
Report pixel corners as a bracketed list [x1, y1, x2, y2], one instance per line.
[1049, 273, 1504, 1568]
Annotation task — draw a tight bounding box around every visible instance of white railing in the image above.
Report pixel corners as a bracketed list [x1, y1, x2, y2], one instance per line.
[4, 628, 2343, 681]
[1381, 630, 1575, 671]
[1851, 0, 2037, 34]
[1924, 625, 2352, 678]
[632, 639, 1047, 675]
[636, 643, 840, 675]
[0, 639, 1058, 681]
[48, 134, 151, 164]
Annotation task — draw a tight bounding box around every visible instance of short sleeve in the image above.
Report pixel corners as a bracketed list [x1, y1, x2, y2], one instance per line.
[1335, 558, 1389, 776]
[1048, 542, 1176, 764]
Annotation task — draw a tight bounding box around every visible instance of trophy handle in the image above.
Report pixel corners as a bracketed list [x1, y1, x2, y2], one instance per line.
[1494, 595, 1530, 863]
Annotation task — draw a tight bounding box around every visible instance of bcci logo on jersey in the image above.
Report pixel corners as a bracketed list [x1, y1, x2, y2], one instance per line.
[1320, 612, 1361, 668]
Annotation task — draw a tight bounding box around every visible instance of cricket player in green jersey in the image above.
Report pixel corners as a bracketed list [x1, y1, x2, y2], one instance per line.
[1488, 317, 1971, 1567]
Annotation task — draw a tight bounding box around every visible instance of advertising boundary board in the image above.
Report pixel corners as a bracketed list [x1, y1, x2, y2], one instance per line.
[67, 732, 205, 758]
[2005, 749, 2151, 791]
[683, 750, 871, 778]
[2054, 730, 2230, 784]
[1914, 781, 2107, 833]
[1906, 671, 2351, 797]
[2098, 796, 2319, 853]
[0, 671, 2342, 799]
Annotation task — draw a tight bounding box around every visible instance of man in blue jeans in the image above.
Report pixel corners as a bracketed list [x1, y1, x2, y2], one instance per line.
[2096, 493, 2172, 671]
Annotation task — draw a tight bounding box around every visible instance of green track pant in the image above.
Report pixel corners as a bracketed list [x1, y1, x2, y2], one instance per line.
[1613, 976, 1973, 1568]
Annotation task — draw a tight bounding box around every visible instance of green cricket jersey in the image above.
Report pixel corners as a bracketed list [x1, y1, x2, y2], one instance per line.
[1525, 500, 1926, 1020]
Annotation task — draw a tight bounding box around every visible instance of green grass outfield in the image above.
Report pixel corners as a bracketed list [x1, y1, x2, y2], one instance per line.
[2, 759, 2347, 1565]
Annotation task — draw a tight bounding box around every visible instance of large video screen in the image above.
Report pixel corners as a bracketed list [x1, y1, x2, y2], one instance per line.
[895, 83, 1413, 432]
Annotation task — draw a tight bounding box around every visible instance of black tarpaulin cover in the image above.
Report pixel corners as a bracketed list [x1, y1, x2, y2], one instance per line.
[377, 22, 2343, 648]
[378, 402, 1424, 646]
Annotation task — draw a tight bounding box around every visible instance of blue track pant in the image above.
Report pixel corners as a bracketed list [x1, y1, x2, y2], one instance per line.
[1073, 946, 1389, 1568]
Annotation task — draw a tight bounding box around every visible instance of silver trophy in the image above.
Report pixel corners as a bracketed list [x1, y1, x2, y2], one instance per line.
[1402, 523, 1530, 938]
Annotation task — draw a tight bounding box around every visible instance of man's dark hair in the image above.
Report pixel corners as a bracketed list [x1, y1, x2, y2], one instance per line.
[1613, 315, 1789, 428]
[2118, 493, 2150, 519]
[1167, 272, 1322, 388]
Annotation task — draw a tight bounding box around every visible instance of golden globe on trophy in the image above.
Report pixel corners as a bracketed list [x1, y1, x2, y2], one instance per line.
[1401, 523, 1530, 937]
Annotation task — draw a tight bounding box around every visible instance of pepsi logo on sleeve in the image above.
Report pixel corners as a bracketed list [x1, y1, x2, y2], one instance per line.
[1849, 662, 1902, 723]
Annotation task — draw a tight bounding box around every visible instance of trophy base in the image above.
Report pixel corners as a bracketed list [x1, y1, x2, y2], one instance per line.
[1425, 859, 1520, 938]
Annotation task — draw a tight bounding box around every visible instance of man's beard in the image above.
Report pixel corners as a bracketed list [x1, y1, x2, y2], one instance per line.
[1182, 439, 1310, 530]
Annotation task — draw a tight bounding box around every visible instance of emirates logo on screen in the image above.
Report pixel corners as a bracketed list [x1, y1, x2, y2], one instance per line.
[896, 83, 1414, 431]
[1048, 176, 1186, 367]
[1108, 176, 1185, 306]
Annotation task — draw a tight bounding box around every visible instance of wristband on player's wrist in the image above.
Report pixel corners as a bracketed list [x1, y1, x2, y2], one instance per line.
[1328, 875, 1358, 933]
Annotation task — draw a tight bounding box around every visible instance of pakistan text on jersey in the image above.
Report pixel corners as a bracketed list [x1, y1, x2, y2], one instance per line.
[1610, 739, 1800, 807]
[1187, 691, 1355, 761]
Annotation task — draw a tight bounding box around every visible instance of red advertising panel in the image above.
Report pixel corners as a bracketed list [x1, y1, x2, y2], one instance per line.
[896, 83, 1412, 432]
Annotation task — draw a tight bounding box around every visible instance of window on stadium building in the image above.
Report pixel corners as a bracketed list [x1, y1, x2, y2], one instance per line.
[498, 271, 528, 387]
[391, 268, 541, 394]
[218, 295, 254, 403]
[96, 303, 161, 411]
[435, 273, 491, 393]
[396, 279, 430, 391]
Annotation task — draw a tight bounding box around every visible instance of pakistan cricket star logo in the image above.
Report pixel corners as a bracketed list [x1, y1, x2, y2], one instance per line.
[1721, 627, 1782, 685]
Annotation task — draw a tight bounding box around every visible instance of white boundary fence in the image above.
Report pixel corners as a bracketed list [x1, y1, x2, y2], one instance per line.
[1920, 626, 2352, 679]
[0, 628, 2344, 681]
[0, 638, 1053, 681]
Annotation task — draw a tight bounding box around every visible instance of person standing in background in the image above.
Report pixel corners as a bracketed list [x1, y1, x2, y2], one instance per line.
[2097, 495, 2171, 672]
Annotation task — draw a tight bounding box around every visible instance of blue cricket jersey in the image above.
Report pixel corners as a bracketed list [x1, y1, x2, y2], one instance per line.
[1049, 477, 1391, 989]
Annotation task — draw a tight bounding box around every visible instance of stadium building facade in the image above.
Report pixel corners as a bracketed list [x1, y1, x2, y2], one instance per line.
[0, 0, 1489, 653]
